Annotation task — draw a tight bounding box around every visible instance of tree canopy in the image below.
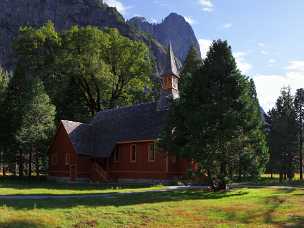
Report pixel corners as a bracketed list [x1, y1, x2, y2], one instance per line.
[160, 40, 268, 190]
[14, 22, 154, 119]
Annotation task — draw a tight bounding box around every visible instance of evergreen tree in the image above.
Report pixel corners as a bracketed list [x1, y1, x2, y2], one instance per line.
[161, 40, 268, 190]
[16, 78, 56, 177]
[179, 46, 202, 95]
[268, 87, 298, 181]
[0, 68, 9, 175]
[56, 77, 89, 123]
[237, 79, 268, 179]
[0, 69, 30, 176]
[294, 88, 304, 180]
[0, 68, 8, 101]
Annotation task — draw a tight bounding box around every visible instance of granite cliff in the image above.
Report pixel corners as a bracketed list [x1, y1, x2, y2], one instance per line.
[128, 13, 201, 63]
[0, 0, 200, 74]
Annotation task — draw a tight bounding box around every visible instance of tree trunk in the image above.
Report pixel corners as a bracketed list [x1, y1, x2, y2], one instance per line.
[28, 149, 32, 178]
[19, 150, 24, 177]
[0, 151, 3, 177]
[238, 149, 242, 181]
[2, 149, 6, 176]
[207, 169, 215, 192]
[279, 171, 283, 183]
[35, 150, 40, 177]
[300, 120, 303, 180]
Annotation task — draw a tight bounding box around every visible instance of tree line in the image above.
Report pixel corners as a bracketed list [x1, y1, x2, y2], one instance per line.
[267, 87, 304, 181]
[0, 22, 154, 177]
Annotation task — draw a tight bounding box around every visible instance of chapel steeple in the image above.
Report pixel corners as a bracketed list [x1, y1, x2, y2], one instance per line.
[157, 43, 180, 111]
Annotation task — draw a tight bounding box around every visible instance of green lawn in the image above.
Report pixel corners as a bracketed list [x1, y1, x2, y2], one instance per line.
[0, 179, 304, 227]
[0, 178, 165, 195]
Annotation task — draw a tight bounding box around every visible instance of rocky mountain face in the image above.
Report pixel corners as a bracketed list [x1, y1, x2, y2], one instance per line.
[0, 0, 142, 69]
[128, 13, 201, 63]
[0, 0, 200, 75]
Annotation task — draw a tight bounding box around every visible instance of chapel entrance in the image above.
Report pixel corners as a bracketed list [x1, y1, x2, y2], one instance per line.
[69, 164, 77, 181]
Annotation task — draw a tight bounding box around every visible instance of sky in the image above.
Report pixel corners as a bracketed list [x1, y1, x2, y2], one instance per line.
[104, 0, 304, 112]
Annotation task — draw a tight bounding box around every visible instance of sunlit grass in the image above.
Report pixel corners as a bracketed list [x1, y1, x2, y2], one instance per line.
[262, 173, 302, 180]
[0, 179, 304, 227]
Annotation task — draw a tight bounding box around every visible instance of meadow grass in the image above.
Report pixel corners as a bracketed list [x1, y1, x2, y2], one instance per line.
[0, 178, 304, 227]
[0, 177, 165, 195]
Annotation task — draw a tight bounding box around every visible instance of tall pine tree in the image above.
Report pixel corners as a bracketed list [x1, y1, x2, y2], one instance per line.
[16, 78, 56, 177]
[268, 87, 298, 181]
[0, 67, 9, 175]
[294, 88, 304, 180]
[0, 68, 30, 176]
[161, 40, 268, 190]
[179, 46, 202, 96]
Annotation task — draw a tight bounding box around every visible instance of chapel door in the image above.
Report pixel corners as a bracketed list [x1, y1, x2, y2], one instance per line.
[70, 164, 77, 181]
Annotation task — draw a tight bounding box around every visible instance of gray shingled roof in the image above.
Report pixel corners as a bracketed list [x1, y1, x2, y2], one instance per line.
[162, 43, 180, 77]
[60, 102, 169, 158]
[91, 102, 168, 158]
[61, 120, 93, 156]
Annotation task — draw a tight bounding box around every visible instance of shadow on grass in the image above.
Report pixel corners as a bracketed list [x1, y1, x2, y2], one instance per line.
[251, 177, 304, 188]
[285, 216, 304, 227]
[0, 189, 248, 210]
[0, 176, 155, 191]
[264, 189, 304, 227]
[209, 187, 304, 227]
[0, 219, 45, 228]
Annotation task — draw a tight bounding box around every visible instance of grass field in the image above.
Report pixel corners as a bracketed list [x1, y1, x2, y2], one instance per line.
[0, 179, 304, 227]
[0, 178, 165, 195]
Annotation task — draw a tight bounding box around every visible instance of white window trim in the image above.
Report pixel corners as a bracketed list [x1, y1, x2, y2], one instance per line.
[130, 144, 137, 163]
[113, 147, 119, 162]
[148, 143, 156, 162]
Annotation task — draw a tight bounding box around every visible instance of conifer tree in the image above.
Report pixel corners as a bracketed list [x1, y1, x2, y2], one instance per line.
[268, 87, 298, 181]
[0, 69, 31, 176]
[179, 46, 202, 95]
[294, 88, 304, 180]
[0, 68, 8, 101]
[16, 78, 56, 177]
[0, 68, 9, 175]
[237, 79, 268, 179]
[161, 40, 268, 190]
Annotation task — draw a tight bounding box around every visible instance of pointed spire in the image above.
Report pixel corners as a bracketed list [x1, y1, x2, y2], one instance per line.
[163, 42, 179, 78]
[157, 42, 180, 111]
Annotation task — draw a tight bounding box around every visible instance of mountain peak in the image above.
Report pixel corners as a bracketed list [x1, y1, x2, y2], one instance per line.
[164, 13, 187, 23]
[128, 16, 148, 23]
[128, 12, 201, 63]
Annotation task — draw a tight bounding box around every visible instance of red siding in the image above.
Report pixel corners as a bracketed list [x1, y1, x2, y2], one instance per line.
[48, 123, 93, 180]
[49, 125, 192, 181]
[106, 141, 192, 180]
